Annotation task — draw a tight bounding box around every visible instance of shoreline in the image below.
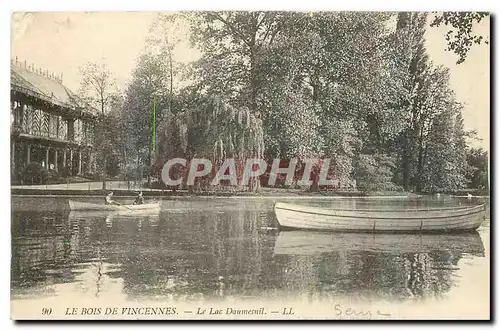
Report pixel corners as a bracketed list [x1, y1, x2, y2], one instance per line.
[10, 191, 490, 200]
[10, 183, 490, 200]
[11, 194, 420, 199]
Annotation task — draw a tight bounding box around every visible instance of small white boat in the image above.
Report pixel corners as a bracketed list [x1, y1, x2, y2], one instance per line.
[274, 202, 486, 232]
[69, 200, 161, 212]
[68, 209, 161, 219]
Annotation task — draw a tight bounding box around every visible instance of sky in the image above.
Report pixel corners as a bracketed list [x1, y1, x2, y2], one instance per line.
[10, 12, 490, 150]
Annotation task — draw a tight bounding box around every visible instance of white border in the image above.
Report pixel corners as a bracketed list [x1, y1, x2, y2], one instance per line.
[2, 1, 496, 329]
[4, 0, 498, 11]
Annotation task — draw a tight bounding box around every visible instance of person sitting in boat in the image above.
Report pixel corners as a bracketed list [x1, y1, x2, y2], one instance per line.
[133, 191, 144, 205]
[105, 191, 119, 205]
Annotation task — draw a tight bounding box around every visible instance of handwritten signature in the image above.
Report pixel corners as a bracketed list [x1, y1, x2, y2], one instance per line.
[334, 304, 391, 319]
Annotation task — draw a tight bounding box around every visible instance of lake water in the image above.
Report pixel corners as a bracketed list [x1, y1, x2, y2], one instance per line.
[10, 197, 490, 319]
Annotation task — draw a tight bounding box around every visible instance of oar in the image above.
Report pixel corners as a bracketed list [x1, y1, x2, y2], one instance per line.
[114, 201, 133, 211]
[122, 204, 134, 211]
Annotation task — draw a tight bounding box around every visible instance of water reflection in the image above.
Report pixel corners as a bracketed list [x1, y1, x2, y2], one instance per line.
[11, 198, 488, 304]
[273, 231, 484, 301]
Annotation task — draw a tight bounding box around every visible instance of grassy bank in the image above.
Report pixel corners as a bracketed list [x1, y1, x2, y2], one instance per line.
[12, 179, 488, 198]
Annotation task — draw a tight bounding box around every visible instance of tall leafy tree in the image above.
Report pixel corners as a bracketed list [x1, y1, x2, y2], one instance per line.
[124, 15, 184, 184]
[466, 147, 489, 190]
[186, 11, 282, 114]
[146, 13, 186, 114]
[421, 106, 465, 193]
[452, 110, 469, 186]
[78, 62, 116, 116]
[124, 53, 171, 157]
[156, 96, 265, 191]
[394, 12, 430, 191]
[148, 11, 478, 193]
[77, 61, 117, 190]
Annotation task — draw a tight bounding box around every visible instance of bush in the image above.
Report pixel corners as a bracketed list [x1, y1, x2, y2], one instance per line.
[59, 166, 72, 178]
[11, 169, 23, 185]
[355, 154, 400, 193]
[22, 163, 48, 185]
[20, 163, 66, 185]
[144, 180, 167, 190]
[81, 171, 98, 180]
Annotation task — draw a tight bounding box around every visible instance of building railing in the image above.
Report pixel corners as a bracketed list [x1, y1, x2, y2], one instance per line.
[11, 123, 94, 146]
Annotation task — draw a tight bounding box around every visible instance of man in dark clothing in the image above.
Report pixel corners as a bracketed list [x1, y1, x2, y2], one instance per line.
[134, 191, 144, 205]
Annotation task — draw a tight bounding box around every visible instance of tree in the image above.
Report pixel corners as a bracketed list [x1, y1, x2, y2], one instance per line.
[452, 111, 469, 187]
[78, 62, 116, 116]
[123, 14, 184, 186]
[249, 12, 406, 187]
[390, 12, 480, 193]
[466, 147, 489, 190]
[186, 11, 282, 114]
[77, 61, 117, 190]
[393, 13, 468, 193]
[106, 92, 128, 177]
[355, 153, 400, 193]
[146, 13, 186, 114]
[394, 12, 431, 192]
[415, 65, 457, 192]
[124, 53, 173, 185]
[430, 12, 489, 64]
[155, 96, 265, 192]
[421, 107, 466, 193]
[150, 11, 475, 194]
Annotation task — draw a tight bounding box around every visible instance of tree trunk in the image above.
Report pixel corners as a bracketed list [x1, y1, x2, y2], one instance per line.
[147, 146, 152, 187]
[102, 154, 107, 191]
[311, 71, 320, 103]
[249, 39, 258, 116]
[101, 99, 106, 191]
[169, 49, 174, 114]
[147, 125, 152, 187]
[415, 126, 425, 192]
[250, 176, 261, 193]
[402, 132, 411, 191]
[136, 152, 140, 184]
[122, 146, 127, 175]
[309, 181, 319, 192]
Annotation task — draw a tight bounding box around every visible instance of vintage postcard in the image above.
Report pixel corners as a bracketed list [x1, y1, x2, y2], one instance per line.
[10, 11, 490, 320]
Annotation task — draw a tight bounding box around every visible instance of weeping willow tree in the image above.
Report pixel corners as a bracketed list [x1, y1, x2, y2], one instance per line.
[155, 96, 265, 192]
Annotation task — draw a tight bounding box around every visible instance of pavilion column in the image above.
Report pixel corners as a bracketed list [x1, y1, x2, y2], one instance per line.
[11, 141, 15, 172]
[54, 149, 58, 171]
[87, 149, 93, 173]
[69, 149, 73, 175]
[78, 149, 82, 175]
[26, 143, 31, 164]
[63, 148, 67, 170]
[45, 147, 50, 170]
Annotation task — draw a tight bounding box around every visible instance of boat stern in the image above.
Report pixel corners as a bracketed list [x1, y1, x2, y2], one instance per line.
[273, 201, 283, 229]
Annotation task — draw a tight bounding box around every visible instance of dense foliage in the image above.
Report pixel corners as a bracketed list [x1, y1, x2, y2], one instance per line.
[89, 12, 488, 193]
[466, 147, 489, 191]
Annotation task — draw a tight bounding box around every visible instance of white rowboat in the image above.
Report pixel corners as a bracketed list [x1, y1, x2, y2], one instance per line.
[69, 200, 161, 212]
[274, 202, 486, 232]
